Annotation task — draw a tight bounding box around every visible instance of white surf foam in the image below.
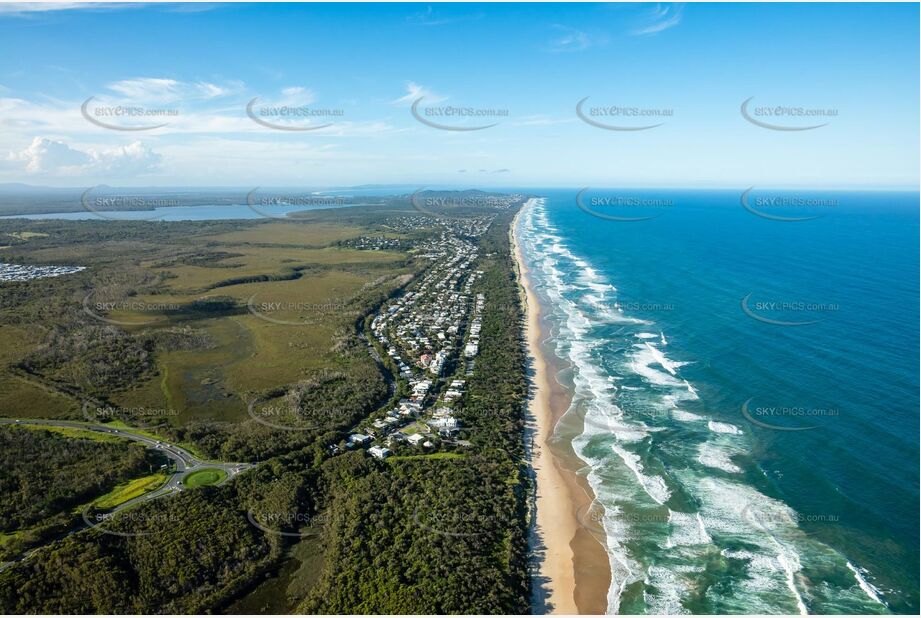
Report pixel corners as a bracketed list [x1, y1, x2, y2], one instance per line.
[642, 342, 686, 375]
[629, 345, 687, 388]
[694, 477, 810, 614]
[644, 565, 692, 614]
[665, 510, 713, 547]
[846, 561, 885, 606]
[612, 444, 671, 505]
[708, 420, 743, 435]
[671, 409, 705, 422]
[697, 443, 743, 474]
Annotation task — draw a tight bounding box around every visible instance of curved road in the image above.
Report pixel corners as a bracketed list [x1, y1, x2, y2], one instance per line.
[0, 418, 255, 573]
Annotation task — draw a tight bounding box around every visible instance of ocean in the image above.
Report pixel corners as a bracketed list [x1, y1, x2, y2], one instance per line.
[515, 189, 918, 614]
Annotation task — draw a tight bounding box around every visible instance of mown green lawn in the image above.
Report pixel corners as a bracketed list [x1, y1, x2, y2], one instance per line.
[182, 468, 227, 488]
[387, 452, 465, 462]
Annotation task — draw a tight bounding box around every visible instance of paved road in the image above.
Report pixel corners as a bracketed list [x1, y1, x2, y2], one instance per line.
[0, 418, 252, 490]
[0, 417, 255, 573]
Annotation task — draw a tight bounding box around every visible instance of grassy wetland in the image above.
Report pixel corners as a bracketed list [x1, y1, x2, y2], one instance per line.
[0, 192, 534, 614]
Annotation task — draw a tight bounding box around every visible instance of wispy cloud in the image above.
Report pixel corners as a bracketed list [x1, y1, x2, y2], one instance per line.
[276, 86, 317, 105]
[548, 25, 592, 53]
[104, 77, 240, 103]
[406, 5, 483, 27]
[0, 2, 133, 17]
[0, 2, 220, 16]
[632, 3, 685, 36]
[513, 114, 576, 127]
[391, 81, 445, 106]
[0, 89, 399, 141]
[164, 3, 223, 14]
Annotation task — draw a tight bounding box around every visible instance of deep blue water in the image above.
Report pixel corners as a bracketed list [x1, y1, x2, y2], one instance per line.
[516, 189, 918, 614]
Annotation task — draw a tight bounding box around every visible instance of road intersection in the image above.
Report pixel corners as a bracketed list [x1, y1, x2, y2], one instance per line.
[0, 417, 255, 573]
[0, 417, 253, 511]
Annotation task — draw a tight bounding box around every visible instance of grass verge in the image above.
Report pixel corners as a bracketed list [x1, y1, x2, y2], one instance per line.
[91, 473, 170, 510]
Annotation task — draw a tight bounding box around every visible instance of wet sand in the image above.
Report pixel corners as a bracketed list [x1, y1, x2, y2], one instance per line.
[512, 202, 612, 615]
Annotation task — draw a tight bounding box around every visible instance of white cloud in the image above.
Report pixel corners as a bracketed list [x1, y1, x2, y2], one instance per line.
[406, 6, 483, 27]
[8, 137, 161, 175]
[0, 3, 215, 17]
[280, 86, 308, 98]
[548, 25, 592, 53]
[0, 3, 127, 16]
[513, 114, 575, 127]
[96, 141, 162, 174]
[392, 81, 445, 106]
[107, 77, 180, 101]
[9, 136, 90, 173]
[277, 86, 317, 105]
[103, 77, 238, 103]
[195, 82, 233, 99]
[632, 3, 685, 36]
[0, 92, 399, 141]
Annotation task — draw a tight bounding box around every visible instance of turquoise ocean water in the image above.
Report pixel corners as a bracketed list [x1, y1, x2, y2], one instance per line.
[515, 189, 918, 614]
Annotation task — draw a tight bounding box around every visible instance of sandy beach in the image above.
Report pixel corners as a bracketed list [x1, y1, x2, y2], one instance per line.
[512, 201, 612, 615]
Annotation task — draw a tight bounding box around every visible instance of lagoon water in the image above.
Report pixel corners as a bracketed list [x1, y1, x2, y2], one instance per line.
[0, 201, 362, 221]
[515, 189, 918, 614]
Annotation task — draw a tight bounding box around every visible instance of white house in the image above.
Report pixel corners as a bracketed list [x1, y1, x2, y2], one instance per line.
[369, 445, 391, 459]
[348, 434, 371, 447]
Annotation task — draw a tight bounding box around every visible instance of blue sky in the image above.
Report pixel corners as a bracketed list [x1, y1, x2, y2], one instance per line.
[0, 2, 917, 188]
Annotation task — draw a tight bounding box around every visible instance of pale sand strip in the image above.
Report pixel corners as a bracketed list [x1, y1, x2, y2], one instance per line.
[512, 201, 610, 615]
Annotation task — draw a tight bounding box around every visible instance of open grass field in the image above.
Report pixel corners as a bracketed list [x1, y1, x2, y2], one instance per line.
[0, 211, 421, 440]
[182, 468, 226, 488]
[142, 245, 404, 294]
[198, 221, 366, 247]
[0, 325, 78, 419]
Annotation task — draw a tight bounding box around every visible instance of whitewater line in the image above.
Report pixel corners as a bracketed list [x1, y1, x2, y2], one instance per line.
[846, 561, 886, 606]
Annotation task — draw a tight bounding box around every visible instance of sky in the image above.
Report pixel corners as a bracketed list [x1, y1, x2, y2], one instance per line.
[0, 1, 918, 189]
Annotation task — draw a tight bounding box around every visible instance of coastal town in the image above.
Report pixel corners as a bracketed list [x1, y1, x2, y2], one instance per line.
[342, 215, 496, 459]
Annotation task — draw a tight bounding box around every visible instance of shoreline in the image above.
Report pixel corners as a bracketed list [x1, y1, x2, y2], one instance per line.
[512, 200, 612, 615]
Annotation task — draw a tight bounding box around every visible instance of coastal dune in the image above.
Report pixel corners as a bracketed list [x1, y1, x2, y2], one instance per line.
[512, 201, 611, 615]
